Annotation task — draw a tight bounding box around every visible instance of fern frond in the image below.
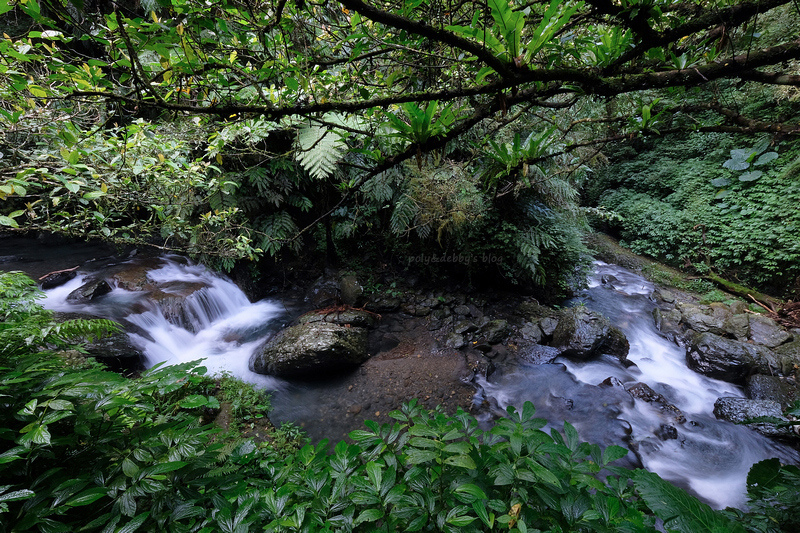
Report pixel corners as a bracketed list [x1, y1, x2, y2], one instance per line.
[259, 211, 299, 255]
[390, 195, 418, 235]
[296, 123, 344, 180]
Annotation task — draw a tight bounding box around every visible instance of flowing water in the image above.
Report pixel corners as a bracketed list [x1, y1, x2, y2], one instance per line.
[39, 254, 799, 509]
[477, 261, 798, 509]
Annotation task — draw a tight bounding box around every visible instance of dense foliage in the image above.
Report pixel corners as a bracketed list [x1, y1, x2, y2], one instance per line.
[1, 0, 800, 290]
[2, 270, 800, 531]
[585, 132, 800, 295]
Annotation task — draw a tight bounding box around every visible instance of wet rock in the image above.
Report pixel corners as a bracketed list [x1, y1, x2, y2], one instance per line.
[653, 308, 682, 335]
[678, 303, 726, 336]
[655, 424, 678, 440]
[297, 308, 378, 328]
[651, 288, 676, 304]
[83, 331, 144, 373]
[722, 314, 750, 341]
[38, 269, 77, 290]
[453, 320, 478, 335]
[538, 316, 559, 337]
[339, 275, 364, 306]
[713, 397, 793, 438]
[773, 339, 800, 375]
[551, 306, 629, 362]
[366, 295, 401, 313]
[600, 376, 625, 389]
[626, 382, 686, 424]
[148, 282, 209, 331]
[748, 314, 791, 348]
[453, 304, 471, 317]
[67, 278, 112, 302]
[480, 319, 510, 345]
[686, 332, 765, 384]
[746, 374, 799, 409]
[306, 276, 341, 307]
[249, 322, 369, 378]
[445, 332, 466, 349]
[519, 322, 543, 343]
[520, 344, 561, 364]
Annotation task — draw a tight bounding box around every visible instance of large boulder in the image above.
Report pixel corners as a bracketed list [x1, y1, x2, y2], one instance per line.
[551, 306, 629, 361]
[250, 310, 376, 378]
[686, 332, 765, 383]
[713, 397, 794, 438]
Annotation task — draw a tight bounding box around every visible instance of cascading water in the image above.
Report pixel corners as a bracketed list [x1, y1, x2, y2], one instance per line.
[43, 256, 286, 389]
[477, 261, 798, 509]
[41, 254, 798, 509]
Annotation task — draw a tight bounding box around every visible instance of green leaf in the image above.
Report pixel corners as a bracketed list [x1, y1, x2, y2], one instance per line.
[738, 170, 763, 182]
[632, 470, 745, 533]
[753, 151, 779, 166]
[443, 454, 476, 470]
[455, 483, 487, 501]
[710, 177, 730, 188]
[115, 511, 150, 533]
[601, 445, 628, 465]
[354, 508, 384, 525]
[178, 394, 210, 408]
[65, 487, 109, 507]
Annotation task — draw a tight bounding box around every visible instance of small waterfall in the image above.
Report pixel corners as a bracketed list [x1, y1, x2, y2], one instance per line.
[478, 261, 798, 509]
[44, 256, 286, 388]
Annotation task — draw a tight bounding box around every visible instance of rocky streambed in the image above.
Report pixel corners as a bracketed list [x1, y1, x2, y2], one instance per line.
[3, 233, 800, 507]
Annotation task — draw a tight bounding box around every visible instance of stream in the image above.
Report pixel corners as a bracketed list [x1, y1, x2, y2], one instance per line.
[478, 262, 798, 509]
[11, 246, 797, 510]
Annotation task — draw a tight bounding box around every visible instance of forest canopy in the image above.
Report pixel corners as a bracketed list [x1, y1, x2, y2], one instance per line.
[1, 0, 799, 289]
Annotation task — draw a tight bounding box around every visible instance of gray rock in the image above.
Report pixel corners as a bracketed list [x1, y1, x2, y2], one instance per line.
[539, 316, 559, 337]
[445, 332, 466, 349]
[686, 332, 758, 384]
[519, 322, 543, 343]
[551, 306, 629, 362]
[653, 308, 682, 335]
[749, 314, 791, 348]
[773, 339, 800, 374]
[306, 277, 340, 307]
[453, 304, 471, 317]
[84, 331, 144, 371]
[521, 344, 561, 364]
[746, 374, 800, 409]
[713, 397, 793, 438]
[627, 382, 685, 424]
[480, 319, 510, 345]
[366, 296, 401, 313]
[249, 322, 369, 378]
[339, 275, 364, 306]
[39, 269, 77, 290]
[67, 278, 112, 302]
[722, 314, 750, 340]
[729, 300, 748, 315]
[453, 320, 478, 335]
[297, 309, 378, 328]
[678, 303, 726, 335]
[651, 288, 676, 304]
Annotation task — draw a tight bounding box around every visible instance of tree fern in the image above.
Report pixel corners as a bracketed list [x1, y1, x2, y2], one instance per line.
[258, 211, 300, 255]
[296, 121, 345, 180]
[390, 194, 418, 235]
